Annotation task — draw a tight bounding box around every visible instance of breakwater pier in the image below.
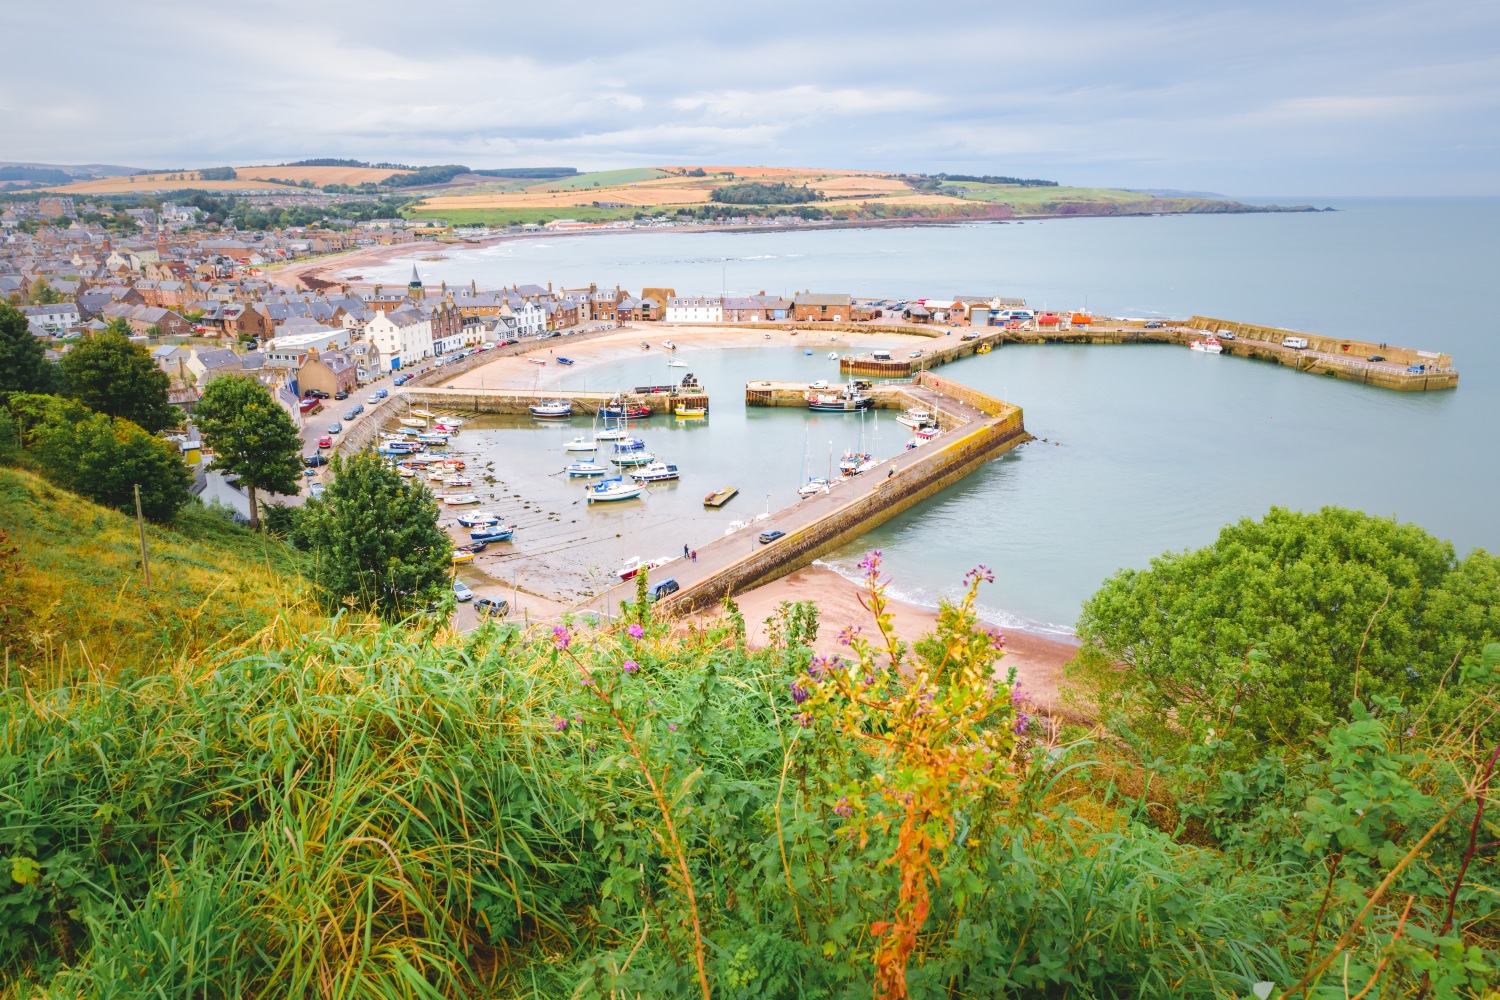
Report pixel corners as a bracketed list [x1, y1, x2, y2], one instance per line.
[401, 382, 710, 417]
[822, 316, 1456, 391]
[584, 370, 1028, 618]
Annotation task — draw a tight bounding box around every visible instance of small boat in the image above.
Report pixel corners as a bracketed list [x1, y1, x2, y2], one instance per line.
[566, 461, 609, 477]
[457, 541, 488, 555]
[839, 451, 873, 475]
[975, 343, 992, 354]
[396, 466, 415, 477]
[612, 437, 647, 452]
[379, 442, 417, 455]
[411, 409, 435, 418]
[630, 461, 679, 483]
[662, 340, 677, 350]
[804, 349, 813, 355]
[444, 493, 481, 506]
[807, 390, 873, 412]
[400, 417, 426, 428]
[724, 519, 749, 535]
[433, 417, 464, 427]
[610, 450, 655, 467]
[445, 476, 473, 487]
[529, 400, 572, 418]
[527, 357, 548, 365]
[763, 332, 771, 339]
[617, 555, 676, 580]
[457, 511, 500, 527]
[601, 400, 651, 419]
[674, 406, 705, 419]
[586, 477, 644, 502]
[1189, 336, 1224, 354]
[797, 478, 829, 497]
[417, 432, 449, 444]
[896, 407, 933, 429]
[556, 357, 576, 366]
[452, 550, 475, 564]
[470, 525, 515, 543]
[704, 486, 738, 508]
[915, 426, 941, 443]
[666, 359, 688, 368]
[640, 341, 650, 350]
[828, 352, 839, 360]
[856, 456, 879, 474]
[564, 435, 597, 451]
[595, 427, 626, 441]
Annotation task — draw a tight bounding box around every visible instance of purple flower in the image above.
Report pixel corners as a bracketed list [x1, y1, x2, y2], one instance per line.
[789, 681, 810, 704]
[966, 564, 996, 585]
[668, 723, 677, 731]
[837, 625, 861, 647]
[552, 626, 571, 651]
[858, 550, 883, 580]
[986, 628, 1006, 651]
[833, 796, 853, 818]
[627, 623, 645, 639]
[1011, 685, 1026, 706]
[863, 674, 876, 687]
[623, 659, 640, 674]
[1012, 711, 1030, 736]
[807, 656, 826, 680]
[551, 714, 569, 732]
[795, 712, 813, 728]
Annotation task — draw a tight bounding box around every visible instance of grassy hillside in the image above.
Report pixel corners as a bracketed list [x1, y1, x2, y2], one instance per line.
[0, 466, 323, 680]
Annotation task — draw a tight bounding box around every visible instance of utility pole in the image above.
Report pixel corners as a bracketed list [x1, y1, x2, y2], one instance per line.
[133, 484, 151, 589]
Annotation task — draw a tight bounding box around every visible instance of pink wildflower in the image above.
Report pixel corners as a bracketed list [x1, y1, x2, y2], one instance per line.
[627, 623, 645, 639]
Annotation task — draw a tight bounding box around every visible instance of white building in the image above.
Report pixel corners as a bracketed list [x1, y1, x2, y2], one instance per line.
[665, 296, 723, 324]
[20, 302, 80, 332]
[366, 307, 432, 369]
[264, 326, 352, 369]
[497, 297, 546, 338]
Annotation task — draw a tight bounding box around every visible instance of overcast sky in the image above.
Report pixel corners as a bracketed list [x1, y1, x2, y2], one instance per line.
[3, 0, 1497, 195]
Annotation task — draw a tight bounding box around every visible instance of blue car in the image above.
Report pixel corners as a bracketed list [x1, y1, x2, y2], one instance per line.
[375, 388, 389, 399]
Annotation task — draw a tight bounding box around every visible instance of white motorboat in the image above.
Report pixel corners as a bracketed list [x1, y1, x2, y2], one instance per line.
[1189, 336, 1224, 354]
[618, 554, 675, 580]
[433, 416, 463, 427]
[662, 340, 677, 350]
[529, 400, 572, 418]
[456, 511, 500, 527]
[610, 450, 655, 467]
[527, 357, 548, 365]
[585, 477, 644, 502]
[896, 407, 933, 429]
[566, 461, 609, 477]
[840, 450, 873, 475]
[595, 427, 626, 441]
[855, 457, 879, 474]
[400, 417, 426, 428]
[828, 352, 839, 360]
[444, 476, 473, 487]
[797, 477, 829, 497]
[563, 435, 597, 451]
[666, 359, 688, 368]
[611, 437, 647, 452]
[410, 409, 435, 418]
[443, 493, 481, 506]
[416, 432, 449, 444]
[629, 461, 680, 483]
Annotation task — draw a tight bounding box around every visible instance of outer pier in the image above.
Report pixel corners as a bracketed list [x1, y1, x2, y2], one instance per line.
[827, 316, 1457, 391]
[401, 383, 710, 417]
[586, 370, 1029, 617]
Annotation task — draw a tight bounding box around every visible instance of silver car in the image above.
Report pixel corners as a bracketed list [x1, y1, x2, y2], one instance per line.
[453, 581, 474, 602]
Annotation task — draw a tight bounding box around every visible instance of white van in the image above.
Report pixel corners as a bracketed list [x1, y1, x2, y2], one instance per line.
[1282, 336, 1309, 350]
[871, 349, 892, 361]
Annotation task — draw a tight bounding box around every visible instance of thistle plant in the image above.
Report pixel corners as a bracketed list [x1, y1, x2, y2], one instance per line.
[799, 553, 1019, 999]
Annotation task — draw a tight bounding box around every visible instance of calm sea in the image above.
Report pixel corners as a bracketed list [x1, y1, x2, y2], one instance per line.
[356, 199, 1499, 633]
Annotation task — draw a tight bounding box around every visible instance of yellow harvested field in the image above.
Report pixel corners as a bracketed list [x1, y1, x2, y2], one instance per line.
[43, 172, 303, 194]
[236, 165, 411, 185]
[420, 186, 713, 210]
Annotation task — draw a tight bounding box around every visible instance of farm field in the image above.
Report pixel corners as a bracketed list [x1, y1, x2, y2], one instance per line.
[234, 164, 412, 185]
[41, 171, 305, 194]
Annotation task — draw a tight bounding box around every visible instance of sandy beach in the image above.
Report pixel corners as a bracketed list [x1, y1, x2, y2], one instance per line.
[726, 564, 1077, 712]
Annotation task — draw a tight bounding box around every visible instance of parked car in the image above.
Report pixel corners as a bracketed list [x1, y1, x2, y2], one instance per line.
[758, 529, 787, 544]
[343, 408, 359, 421]
[1282, 336, 1310, 350]
[1368, 355, 1386, 363]
[367, 392, 381, 403]
[305, 389, 329, 399]
[327, 421, 342, 434]
[646, 578, 680, 602]
[1216, 329, 1236, 341]
[334, 390, 349, 400]
[317, 435, 332, 449]
[375, 388, 389, 399]
[304, 454, 328, 467]
[474, 597, 510, 618]
[453, 581, 474, 602]
[393, 375, 409, 386]
[810, 380, 828, 390]
[309, 482, 325, 499]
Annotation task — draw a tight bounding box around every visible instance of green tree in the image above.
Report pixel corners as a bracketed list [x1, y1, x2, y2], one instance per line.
[28, 280, 63, 306]
[193, 375, 303, 531]
[297, 450, 451, 619]
[1076, 506, 1500, 751]
[103, 317, 132, 338]
[11, 394, 190, 521]
[59, 331, 179, 432]
[0, 303, 63, 397]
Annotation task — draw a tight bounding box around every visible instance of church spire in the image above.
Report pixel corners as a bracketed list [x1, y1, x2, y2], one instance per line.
[408, 265, 424, 300]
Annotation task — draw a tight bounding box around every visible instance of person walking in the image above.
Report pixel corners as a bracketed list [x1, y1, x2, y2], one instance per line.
[691, 550, 697, 563]
[683, 544, 690, 559]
